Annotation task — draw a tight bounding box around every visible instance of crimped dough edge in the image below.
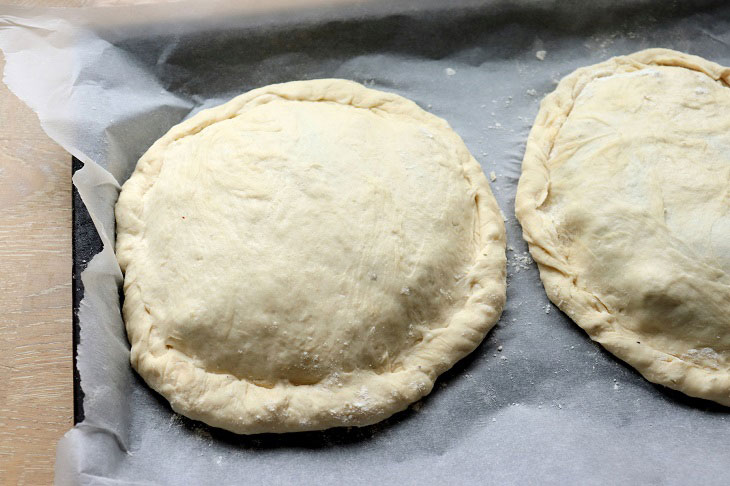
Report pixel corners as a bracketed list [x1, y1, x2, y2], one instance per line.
[116, 79, 507, 433]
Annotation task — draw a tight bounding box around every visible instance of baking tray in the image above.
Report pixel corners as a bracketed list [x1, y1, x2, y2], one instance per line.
[71, 156, 93, 425]
[57, 1, 730, 482]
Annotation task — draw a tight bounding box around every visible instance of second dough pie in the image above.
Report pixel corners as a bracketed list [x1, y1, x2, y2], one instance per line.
[516, 49, 730, 405]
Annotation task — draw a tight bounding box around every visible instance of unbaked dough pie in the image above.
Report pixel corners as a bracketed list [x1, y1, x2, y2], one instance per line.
[116, 79, 506, 433]
[516, 49, 730, 405]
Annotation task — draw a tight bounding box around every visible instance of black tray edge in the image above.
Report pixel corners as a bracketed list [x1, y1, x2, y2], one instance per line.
[72, 156, 104, 425]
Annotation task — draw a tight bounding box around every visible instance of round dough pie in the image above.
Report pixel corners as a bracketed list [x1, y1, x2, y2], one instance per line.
[516, 49, 730, 405]
[115, 79, 506, 433]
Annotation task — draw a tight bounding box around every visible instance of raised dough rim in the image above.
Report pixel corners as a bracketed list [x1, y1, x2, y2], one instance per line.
[515, 48, 730, 406]
[115, 79, 507, 433]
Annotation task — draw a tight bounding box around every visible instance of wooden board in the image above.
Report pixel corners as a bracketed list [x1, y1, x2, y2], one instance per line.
[0, 52, 74, 485]
[1, 2, 83, 484]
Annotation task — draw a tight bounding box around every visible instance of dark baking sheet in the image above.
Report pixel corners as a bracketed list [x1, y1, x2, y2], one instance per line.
[55, 1, 730, 483]
[71, 156, 94, 424]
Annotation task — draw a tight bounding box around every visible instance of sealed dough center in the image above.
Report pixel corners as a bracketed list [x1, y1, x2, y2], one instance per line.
[144, 99, 477, 386]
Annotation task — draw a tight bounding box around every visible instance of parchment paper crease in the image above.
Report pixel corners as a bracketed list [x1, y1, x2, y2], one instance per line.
[1, 1, 729, 484]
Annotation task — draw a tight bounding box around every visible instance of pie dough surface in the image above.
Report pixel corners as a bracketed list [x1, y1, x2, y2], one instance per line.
[116, 79, 506, 433]
[516, 49, 730, 405]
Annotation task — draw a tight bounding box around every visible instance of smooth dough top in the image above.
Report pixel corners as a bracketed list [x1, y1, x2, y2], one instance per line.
[115, 79, 506, 433]
[516, 49, 730, 405]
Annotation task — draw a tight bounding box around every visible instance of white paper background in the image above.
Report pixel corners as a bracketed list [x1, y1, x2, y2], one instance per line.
[1, 1, 729, 484]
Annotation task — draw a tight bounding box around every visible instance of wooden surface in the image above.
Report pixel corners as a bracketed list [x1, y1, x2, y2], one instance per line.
[0, 52, 74, 485]
[1, 1, 85, 485]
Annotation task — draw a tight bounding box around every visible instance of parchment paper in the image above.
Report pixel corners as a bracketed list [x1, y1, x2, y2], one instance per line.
[1, 1, 729, 484]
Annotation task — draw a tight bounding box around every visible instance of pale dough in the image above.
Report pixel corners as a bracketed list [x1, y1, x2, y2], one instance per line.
[516, 49, 730, 405]
[116, 79, 506, 433]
